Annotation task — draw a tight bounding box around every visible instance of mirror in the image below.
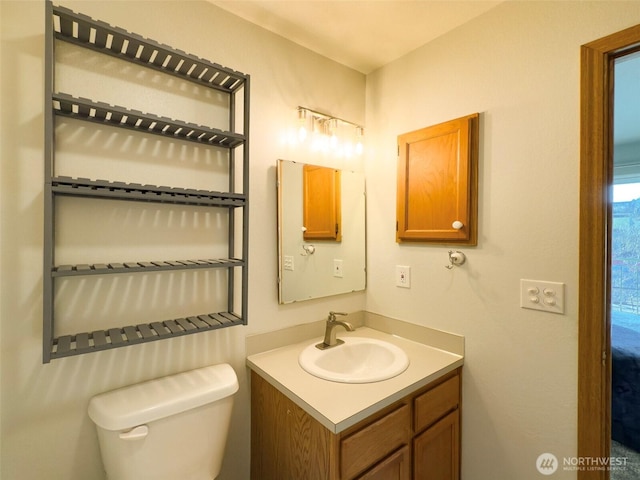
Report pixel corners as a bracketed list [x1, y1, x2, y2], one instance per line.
[277, 159, 366, 303]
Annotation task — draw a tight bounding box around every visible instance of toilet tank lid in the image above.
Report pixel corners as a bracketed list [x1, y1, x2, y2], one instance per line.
[88, 363, 238, 431]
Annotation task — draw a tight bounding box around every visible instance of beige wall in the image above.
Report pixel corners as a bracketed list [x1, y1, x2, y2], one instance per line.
[365, 1, 640, 479]
[3, 1, 640, 479]
[0, 1, 364, 479]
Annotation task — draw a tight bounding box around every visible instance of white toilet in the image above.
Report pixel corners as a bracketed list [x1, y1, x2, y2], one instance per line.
[88, 363, 238, 480]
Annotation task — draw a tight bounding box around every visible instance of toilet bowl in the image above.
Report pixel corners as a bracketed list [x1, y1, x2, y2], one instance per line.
[88, 363, 238, 480]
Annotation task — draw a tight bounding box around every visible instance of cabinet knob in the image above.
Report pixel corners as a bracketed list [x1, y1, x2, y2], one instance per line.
[452, 220, 464, 230]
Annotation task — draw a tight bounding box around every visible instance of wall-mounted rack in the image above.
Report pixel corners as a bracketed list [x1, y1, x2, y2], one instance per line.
[43, 2, 250, 362]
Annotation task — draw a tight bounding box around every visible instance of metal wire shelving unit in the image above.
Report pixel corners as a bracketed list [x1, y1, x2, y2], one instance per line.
[43, 2, 250, 362]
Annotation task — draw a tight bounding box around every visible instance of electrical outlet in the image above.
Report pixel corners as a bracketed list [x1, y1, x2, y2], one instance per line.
[333, 259, 343, 278]
[396, 265, 411, 288]
[284, 255, 294, 271]
[520, 279, 565, 314]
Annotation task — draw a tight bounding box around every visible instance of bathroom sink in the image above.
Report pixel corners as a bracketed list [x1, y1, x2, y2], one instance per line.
[298, 337, 409, 383]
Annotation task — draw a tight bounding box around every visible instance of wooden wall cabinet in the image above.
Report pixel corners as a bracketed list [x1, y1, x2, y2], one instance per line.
[250, 368, 461, 480]
[396, 114, 478, 245]
[303, 164, 342, 241]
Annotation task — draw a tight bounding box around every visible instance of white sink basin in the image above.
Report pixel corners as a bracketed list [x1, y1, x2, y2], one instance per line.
[298, 337, 410, 383]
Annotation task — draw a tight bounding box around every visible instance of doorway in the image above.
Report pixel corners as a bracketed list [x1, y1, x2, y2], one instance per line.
[579, 24, 640, 480]
[610, 50, 640, 479]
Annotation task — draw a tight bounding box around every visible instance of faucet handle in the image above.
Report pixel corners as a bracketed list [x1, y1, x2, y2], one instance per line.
[328, 311, 348, 322]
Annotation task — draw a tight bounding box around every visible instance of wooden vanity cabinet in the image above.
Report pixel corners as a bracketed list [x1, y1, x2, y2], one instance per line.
[358, 446, 411, 479]
[250, 368, 461, 480]
[413, 372, 461, 479]
[340, 403, 411, 479]
[414, 410, 460, 480]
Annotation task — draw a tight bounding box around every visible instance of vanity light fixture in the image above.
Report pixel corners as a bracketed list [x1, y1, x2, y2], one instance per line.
[296, 106, 365, 157]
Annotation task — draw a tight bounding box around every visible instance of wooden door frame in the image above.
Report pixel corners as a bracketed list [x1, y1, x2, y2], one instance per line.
[579, 24, 640, 480]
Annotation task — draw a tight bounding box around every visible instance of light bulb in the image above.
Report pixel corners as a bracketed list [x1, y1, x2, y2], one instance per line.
[297, 108, 308, 142]
[344, 141, 354, 158]
[355, 126, 364, 155]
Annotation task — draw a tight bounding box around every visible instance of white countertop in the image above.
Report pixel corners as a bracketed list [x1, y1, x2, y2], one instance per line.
[247, 326, 464, 433]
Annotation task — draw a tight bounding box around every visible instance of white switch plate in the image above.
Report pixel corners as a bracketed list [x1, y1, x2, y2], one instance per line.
[333, 259, 343, 278]
[283, 255, 294, 271]
[520, 279, 565, 314]
[396, 265, 411, 288]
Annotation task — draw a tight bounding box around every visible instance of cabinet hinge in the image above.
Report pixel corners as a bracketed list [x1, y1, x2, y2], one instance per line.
[396, 221, 398, 231]
[335, 223, 339, 235]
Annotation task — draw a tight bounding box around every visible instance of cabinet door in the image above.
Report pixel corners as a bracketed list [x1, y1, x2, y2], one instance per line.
[414, 374, 460, 433]
[413, 410, 460, 480]
[341, 404, 411, 479]
[303, 164, 342, 241]
[358, 446, 410, 480]
[250, 372, 336, 480]
[396, 114, 478, 244]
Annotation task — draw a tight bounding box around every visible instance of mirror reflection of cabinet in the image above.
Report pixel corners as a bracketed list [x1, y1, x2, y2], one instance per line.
[396, 113, 478, 245]
[277, 160, 365, 304]
[303, 165, 342, 241]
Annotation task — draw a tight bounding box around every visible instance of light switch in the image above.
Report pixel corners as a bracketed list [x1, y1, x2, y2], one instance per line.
[520, 279, 565, 314]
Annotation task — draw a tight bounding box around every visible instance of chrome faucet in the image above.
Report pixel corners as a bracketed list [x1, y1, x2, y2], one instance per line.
[316, 311, 354, 350]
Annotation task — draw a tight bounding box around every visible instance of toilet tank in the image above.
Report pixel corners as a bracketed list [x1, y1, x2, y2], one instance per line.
[88, 363, 238, 480]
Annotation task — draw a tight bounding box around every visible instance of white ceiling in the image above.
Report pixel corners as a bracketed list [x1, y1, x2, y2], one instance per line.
[210, 1, 640, 150]
[209, 0, 504, 74]
[210, 1, 640, 152]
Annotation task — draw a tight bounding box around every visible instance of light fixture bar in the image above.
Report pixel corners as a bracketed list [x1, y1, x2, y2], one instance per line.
[297, 106, 364, 131]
